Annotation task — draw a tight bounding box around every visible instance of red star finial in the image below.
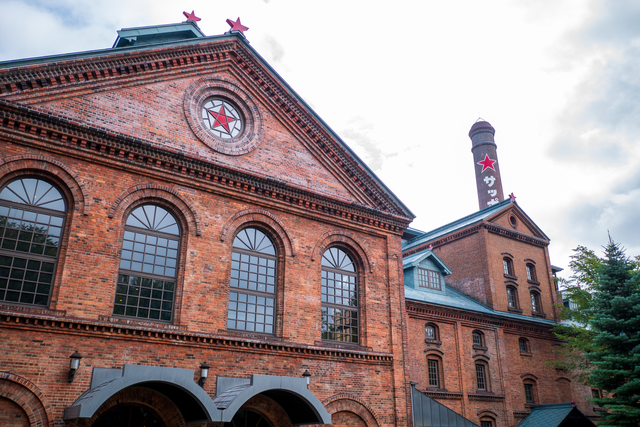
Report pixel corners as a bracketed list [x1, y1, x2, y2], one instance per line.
[207, 106, 236, 133]
[226, 17, 249, 35]
[477, 154, 497, 172]
[428, 245, 433, 250]
[509, 193, 516, 202]
[183, 10, 201, 23]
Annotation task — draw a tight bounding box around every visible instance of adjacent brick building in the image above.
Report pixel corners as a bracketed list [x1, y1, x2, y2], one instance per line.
[0, 18, 597, 427]
[402, 121, 599, 427]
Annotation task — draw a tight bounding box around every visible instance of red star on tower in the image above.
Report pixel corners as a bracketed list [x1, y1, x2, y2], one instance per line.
[477, 154, 497, 172]
[226, 17, 249, 35]
[183, 10, 201, 23]
[207, 105, 236, 133]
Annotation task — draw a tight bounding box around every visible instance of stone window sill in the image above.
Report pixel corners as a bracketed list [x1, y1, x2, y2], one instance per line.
[527, 280, 540, 286]
[425, 339, 442, 346]
[508, 307, 523, 314]
[473, 344, 488, 351]
[520, 351, 532, 357]
[532, 312, 546, 318]
[504, 274, 518, 280]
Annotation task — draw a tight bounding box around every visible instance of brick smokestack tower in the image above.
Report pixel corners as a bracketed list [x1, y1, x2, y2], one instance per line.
[469, 120, 504, 210]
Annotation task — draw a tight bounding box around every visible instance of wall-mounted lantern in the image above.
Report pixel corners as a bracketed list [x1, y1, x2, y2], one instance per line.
[198, 362, 210, 387]
[68, 351, 82, 383]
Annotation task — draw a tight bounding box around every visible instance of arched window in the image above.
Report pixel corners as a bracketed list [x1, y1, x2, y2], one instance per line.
[519, 338, 530, 353]
[503, 257, 514, 277]
[114, 205, 180, 322]
[425, 323, 439, 342]
[227, 228, 277, 334]
[475, 361, 490, 392]
[0, 178, 66, 307]
[480, 420, 495, 427]
[530, 291, 542, 314]
[526, 263, 537, 282]
[506, 285, 518, 309]
[472, 330, 484, 347]
[321, 247, 359, 343]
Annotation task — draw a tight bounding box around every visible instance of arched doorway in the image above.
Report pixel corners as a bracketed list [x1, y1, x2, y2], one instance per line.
[92, 404, 165, 427]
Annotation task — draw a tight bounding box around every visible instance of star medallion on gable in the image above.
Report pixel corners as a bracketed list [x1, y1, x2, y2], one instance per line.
[477, 154, 497, 172]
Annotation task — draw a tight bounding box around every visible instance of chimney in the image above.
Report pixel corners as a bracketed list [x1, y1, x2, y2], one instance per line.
[469, 120, 504, 210]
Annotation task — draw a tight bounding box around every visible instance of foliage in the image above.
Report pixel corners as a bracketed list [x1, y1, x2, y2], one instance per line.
[552, 240, 640, 426]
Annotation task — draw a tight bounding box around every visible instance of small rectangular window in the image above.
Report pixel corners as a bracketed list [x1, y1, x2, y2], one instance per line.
[507, 287, 517, 308]
[525, 383, 534, 403]
[475, 364, 486, 390]
[428, 360, 439, 387]
[526, 264, 536, 281]
[503, 259, 512, 276]
[591, 388, 601, 399]
[417, 268, 441, 290]
[519, 339, 528, 353]
[481, 422, 492, 427]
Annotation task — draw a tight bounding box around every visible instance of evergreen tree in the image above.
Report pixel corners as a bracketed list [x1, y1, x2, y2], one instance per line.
[585, 240, 640, 426]
[553, 240, 640, 425]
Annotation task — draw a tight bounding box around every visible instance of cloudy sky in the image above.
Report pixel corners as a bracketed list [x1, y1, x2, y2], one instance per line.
[1, 0, 639, 278]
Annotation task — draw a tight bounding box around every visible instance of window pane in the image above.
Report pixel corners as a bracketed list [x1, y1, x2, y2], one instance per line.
[428, 360, 439, 387]
[476, 364, 486, 390]
[322, 247, 359, 343]
[525, 383, 534, 402]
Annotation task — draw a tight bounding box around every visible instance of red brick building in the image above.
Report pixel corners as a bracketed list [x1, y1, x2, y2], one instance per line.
[402, 121, 599, 427]
[0, 18, 599, 427]
[0, 20, 415, 427]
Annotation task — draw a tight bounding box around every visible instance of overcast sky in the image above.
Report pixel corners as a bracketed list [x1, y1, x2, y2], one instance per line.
[1, 0, 639, 279]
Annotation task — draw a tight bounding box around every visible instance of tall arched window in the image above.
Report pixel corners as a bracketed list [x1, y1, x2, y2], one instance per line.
[0, 178, 66, 307]
[321, 247, 359, 343]
[114, 205, 180, 322]
[227, 227, 277, 334]
[506, 285, 519, 309]
[530, 291, 542, 314]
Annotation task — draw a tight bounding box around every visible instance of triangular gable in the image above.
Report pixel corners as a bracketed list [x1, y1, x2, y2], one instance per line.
[411, 384, 479, 427]
[485, 203, 549, 241]
[0, 25, 413, 221]
[403, 249, 452, 276]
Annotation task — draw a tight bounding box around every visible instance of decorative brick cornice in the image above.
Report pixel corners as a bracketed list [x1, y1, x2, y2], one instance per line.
[485, 223, 548, 247]
[420, 390, 463, 400]
[0, 100, 411, 234]
[403, 225, 482, 257]
[468, 393, 505, 401]
[0, 309, 394, 365]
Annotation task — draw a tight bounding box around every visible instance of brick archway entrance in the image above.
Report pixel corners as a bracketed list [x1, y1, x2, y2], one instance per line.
[92, 403, 165, 427]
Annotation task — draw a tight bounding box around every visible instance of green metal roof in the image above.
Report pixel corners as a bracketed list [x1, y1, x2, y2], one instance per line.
[517, 403, 597, 427]
[402, 199, 549, 252]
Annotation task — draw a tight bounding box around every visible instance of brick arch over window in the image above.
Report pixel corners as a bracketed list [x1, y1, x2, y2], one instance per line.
[322, 395, 380, 427]
[220, 208, 294, 257]
[311, 231, 373, 273]
[0, 372, 52, 427]
[0, 155, 89, 215]
[108, 184, 201, 236]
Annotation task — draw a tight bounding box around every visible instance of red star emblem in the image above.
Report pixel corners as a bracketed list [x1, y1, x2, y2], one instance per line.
[477, 154, 497, 172]
[226, 17, 249, 35]
[206, 105, 236, 133]
[183, 10, 201, 23]
[509, 193, 516, 202]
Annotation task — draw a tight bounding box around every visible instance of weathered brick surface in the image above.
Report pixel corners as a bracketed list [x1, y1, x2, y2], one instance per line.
[0, 397, 30, 427]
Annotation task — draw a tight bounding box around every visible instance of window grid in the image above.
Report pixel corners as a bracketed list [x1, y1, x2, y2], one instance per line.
[321, 247, 359, 343]
[115, 205, 180, 322]
[0, 207, 62, 258]
[476, 364, 486, 390]
[472, 332, 482, 346]
[0, 255, 54, 305]
[531, 292, 541, 313]
[481, 422, 492, 427]
[526, 264, 536, 281]
[0, 178, 67, 308]
[113, 275, 174, 321]
[428, 360, 439, 387]
[525, 383, 535, 403]
[507, 287, 517, 308]
[417, 268, 441, 290]
[425, 325, 436, 340]
[227, 228, 278, 335]
[503, 258, 513, 276]
[519, 338, 528, 353]
[227, 291, 275, 334]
